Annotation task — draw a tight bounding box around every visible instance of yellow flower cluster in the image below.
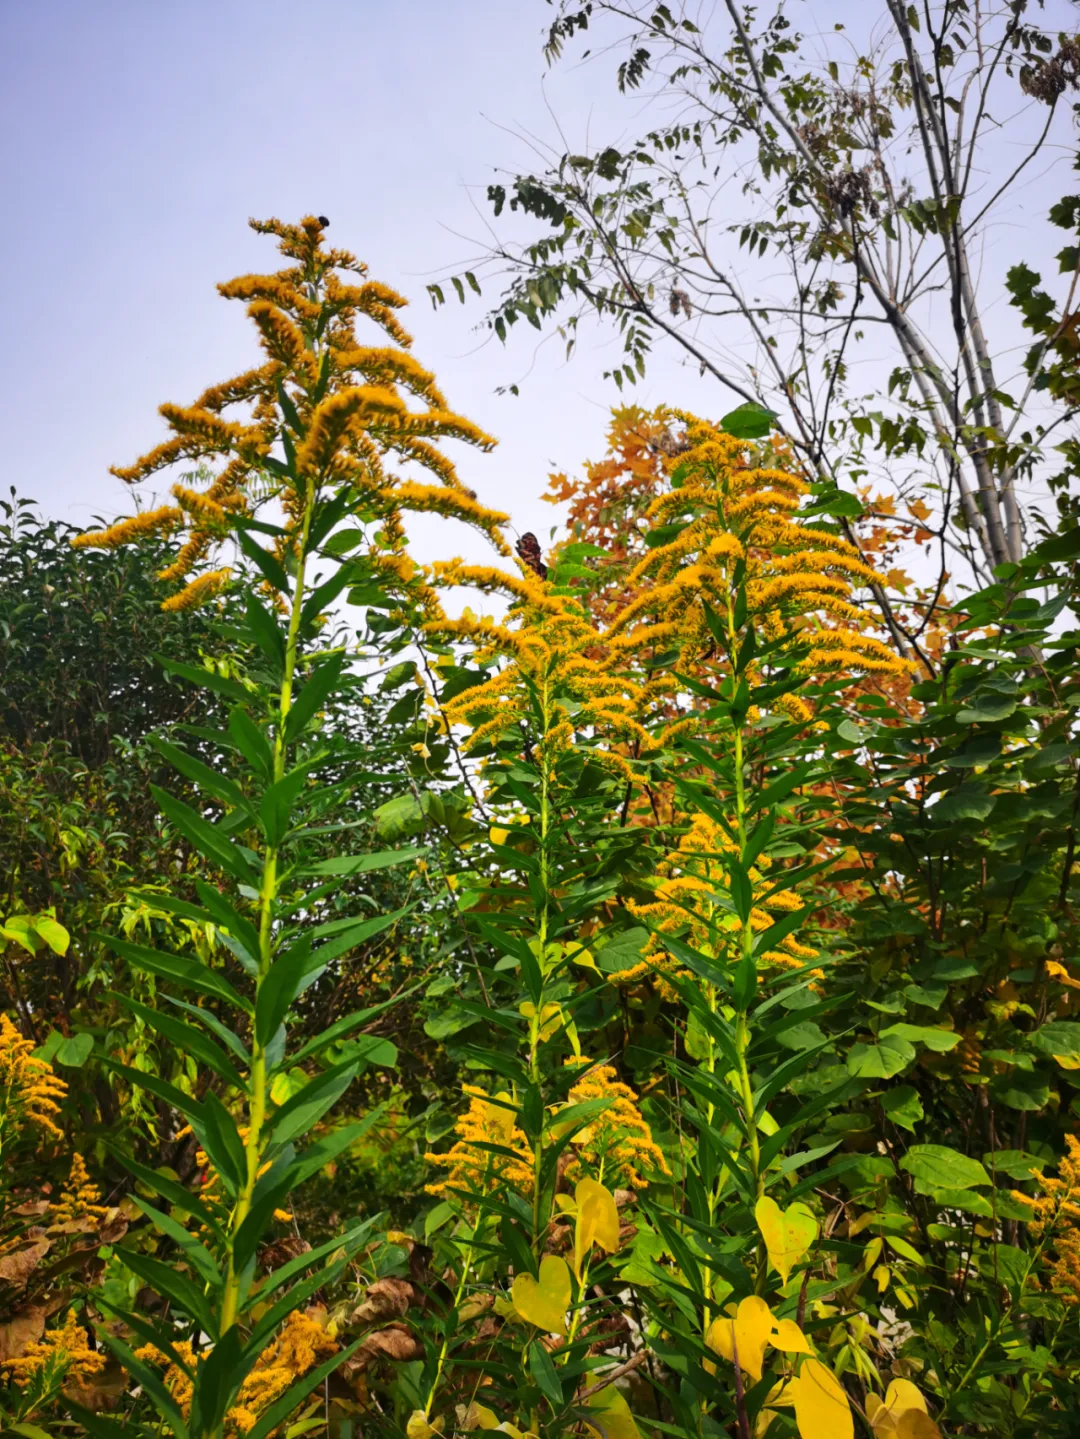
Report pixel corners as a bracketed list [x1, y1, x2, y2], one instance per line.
[0, 1012, 67, 1143]
[3, 1309, 105, 1390]
[72, 214, 506, 609]
[603, 412, 913, 686]
[562, 1061, 670, 1189]
[425, 566, 679, 776]
[50, 1152, 108, 1225]
[1013, 1134, 1080, 1304]
[71, 504, 182, 551]
[136, 1310, 337, 1436]
[161, 566, 232, 613]
[424, 1086, 533, 1200]
[615, 812, 820, 1000]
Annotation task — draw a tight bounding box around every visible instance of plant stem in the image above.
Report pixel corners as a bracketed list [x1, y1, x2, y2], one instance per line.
[219, 486, 316, 1335]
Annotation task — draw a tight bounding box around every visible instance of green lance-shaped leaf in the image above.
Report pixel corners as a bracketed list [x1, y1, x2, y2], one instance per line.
[284, 651, 346, 743]
[149, 736, 254, 816]
[95, 932, 251, 1012]
[112, 1148, 227, 1240]
[109, 992, 245, 1089]
[119, 1248, 220, 1339]
[264, 1056, 362, 1154]
[151, 785, 257, 885]
[155, 653, 250, 703]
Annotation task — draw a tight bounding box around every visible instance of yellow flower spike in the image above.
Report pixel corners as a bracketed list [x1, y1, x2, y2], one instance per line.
[791, 1357, 853, 1439]
[510, 1253, 571, 1335]
[574, 1177, 621, 1276]
[584, 1385, 642, 1439]
[705, 1295, 773, 1382]
[755, 1195, 819, 1286]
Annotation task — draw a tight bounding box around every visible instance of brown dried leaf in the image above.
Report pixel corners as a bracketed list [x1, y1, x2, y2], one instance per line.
[344, 1323, 422, 1373]
[351, 1277, 413, 1325]
[0, 1239, 50, 1288]
[0, 1305, 48, 1362]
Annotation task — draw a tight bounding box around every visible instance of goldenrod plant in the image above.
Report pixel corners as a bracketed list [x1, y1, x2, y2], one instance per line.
[65, 215, 511, 1439]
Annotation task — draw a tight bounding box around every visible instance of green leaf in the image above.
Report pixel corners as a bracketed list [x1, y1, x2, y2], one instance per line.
[265, 1059, 360, 1152]
[529, 1340, 564, 1405]
[930, 1188, 994, 1217]
[244, 592, 286, 671]
[299, 847, 426, 877]
[847, 1034, 915, 1078]
[900, 1144, 991, 1192]
[95, 933, 250, 1012]
[236, 527, 290, 593]
[229, 706, 273, 778]
[881, 1086, 923, 1133]
[254, 941, 325, 1047]
[878, 1023, 960, 1054]
[155, 654, 249, 703]
[956, 694, 1017, 723]
[1031, 1020, 1080, 1059]
[372, 792, 426, 841]
[150, 736, 254, 817]
[200, 1091, 248, 1194]
[284, 653, 346, 743]
[152, 785, 256, 884]
[720, 401, 777, 439]
[111, 1149, 226, 1240]
[287, 983, 422, 1067]
[32, 915, 69, 956]
[109, 992, 244, 1089]
[119, 1248, 218, 1338]
[932, 786, 994, 823]
[54, 1032, 94, 1068]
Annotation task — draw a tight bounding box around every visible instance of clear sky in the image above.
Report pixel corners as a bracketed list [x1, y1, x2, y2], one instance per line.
[1, 0, 1076, 572]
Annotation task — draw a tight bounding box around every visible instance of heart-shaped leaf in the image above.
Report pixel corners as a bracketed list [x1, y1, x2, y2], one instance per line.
[511, 1254, 570, 1335]
[585, 1385, 641, 1439]
[755, 1195, 818, 1285]
[793, 1357, 852, 1439]
[574, 1177, 620, 1276]
[705, 1295, 773, 1382]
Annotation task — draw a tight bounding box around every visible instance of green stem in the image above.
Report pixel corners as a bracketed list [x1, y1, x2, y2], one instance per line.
[219, 485, 317, 1336]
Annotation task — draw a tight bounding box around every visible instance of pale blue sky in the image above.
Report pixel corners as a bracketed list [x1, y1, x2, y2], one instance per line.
[1, 0, 1077, 572]
[0, 0, 707, 564]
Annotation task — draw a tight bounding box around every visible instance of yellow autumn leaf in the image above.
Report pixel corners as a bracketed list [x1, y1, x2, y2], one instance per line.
[490, 827, 510, 846]
[867, 1380, 938, 1437]
[771, 1318, 812, 1354]
[457, 1403, 501, 1431]
[585, 1384, 642, 1439]
[883, 1380, 927, 1417]
[567, 943, 599, 974]
[897, 1416, 940, 1439]
[705, 1295, 773, 1382]
[755, 1195, 819, 1286]
[574, 1177, 621, 1276]
[792, 1358, 852, 1439]
[406, 1413, 442, 1439]
[518, 1001, 563, 1042]
[511, 1254, 571, 1334]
